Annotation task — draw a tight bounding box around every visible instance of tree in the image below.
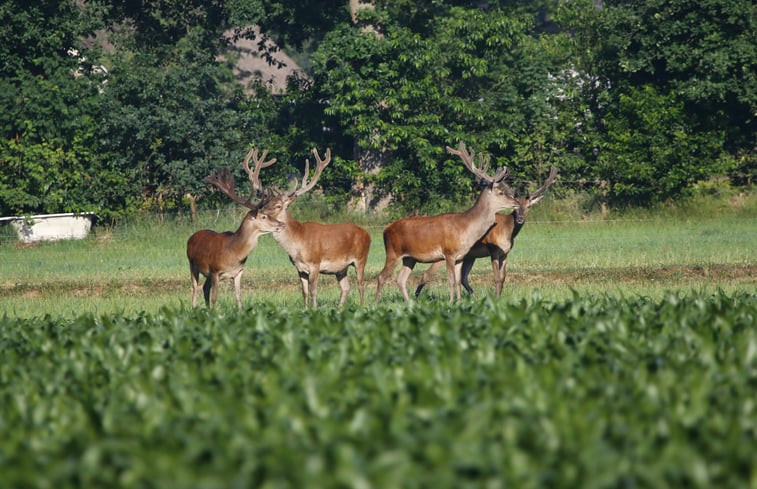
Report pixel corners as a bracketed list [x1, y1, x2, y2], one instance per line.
[595, 0, 755, 150]
[3, 0, 752, 218]
[309, 3, 570, 211]
[94, 1, 288, 217]
[596, 84, 726, 203]
[560, 0, 755, 205]
[0, 0, 106, 216]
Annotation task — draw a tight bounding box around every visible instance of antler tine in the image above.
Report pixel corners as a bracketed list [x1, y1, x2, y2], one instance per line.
[529, 166, 558, 200]
[204, 168, 258, 210]
[446, 141, 474, 173]
[292, 148, 332, 197]
[297, 158, 311, 192]
[492, 166, 510, 183]
[241, 147, 277, 200]
[446, 141, 496, 184]
[477, 152, 491, 176]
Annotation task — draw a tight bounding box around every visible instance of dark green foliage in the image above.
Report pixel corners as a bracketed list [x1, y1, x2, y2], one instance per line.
[0, 0, 106, 216]
[98, 55, 245, 212]
[1, 292, 755, 488]
[310, 6, 569, 209]
[0, 0, 754, 217]
[593, 84, 727, 203]
[94, 1, 283, 217]
[595, 0, 755, 146]
[563, 0, 756, 204]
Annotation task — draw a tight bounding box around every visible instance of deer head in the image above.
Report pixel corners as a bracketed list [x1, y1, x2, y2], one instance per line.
[510, 166, 559, 224]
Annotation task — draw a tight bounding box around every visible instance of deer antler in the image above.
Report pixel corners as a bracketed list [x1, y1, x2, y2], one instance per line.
[290, 148, 332, 197]
[241, 148, 277, 200]
[446, 141, 509, 185]
[528, 166, 558, 204]
[204, 146, 277, 209]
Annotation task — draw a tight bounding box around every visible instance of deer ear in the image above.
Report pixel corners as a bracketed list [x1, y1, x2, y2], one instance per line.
[492, 181, 508, 192]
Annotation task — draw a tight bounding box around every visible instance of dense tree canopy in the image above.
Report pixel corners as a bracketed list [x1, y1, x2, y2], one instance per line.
[0, 0, 753, 220]
[565, 0, 755, 202]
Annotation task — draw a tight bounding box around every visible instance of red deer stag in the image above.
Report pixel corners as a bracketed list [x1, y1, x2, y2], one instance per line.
[265, 148, 371, 308]
[375, 141, 521, 302]
[415, 166, 558, 298]
[187, 148, 284, 309]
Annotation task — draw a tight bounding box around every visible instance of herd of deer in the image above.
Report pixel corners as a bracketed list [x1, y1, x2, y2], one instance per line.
[187, 142, 557, 309]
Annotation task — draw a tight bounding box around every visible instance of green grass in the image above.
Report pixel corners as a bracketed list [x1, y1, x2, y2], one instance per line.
[1, 193, 755, 317]
[1, 293, 755, 488]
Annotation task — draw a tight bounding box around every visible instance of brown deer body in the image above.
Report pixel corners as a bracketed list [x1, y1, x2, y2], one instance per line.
[415, 166, 558, 297]
[187, 148, 283, 309]
[265, 149, 371, 308]
[374, 142, 520, 302]
[188, 211, 283, 308]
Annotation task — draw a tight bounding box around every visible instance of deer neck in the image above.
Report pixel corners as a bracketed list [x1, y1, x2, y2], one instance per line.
[511, 213, 526, 240]
[459, 189, 499, 241]
[272, 210, 306, 256]
[229, 220, 263, 256]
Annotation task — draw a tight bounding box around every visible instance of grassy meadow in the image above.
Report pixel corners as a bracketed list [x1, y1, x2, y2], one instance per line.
[1, 191, 755, 317]
[1, 192, 756, 488]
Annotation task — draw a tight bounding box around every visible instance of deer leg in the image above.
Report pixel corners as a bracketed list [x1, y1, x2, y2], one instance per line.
[397, 257, 417, 302]
[207, 273, 219, 308]
[456, 261, 465, 300]
[415, 261, 443, 298]
[492, 252, 508, 297]
[298, 271, 310, 307]
[336, 270, 350, 307]
[309, 269, 320, 308]
[233, 271, 243, 310]
[355, 260, 367, 305]
[375, 254, 401, 302]
[444, 257, 458, 301]
[190, 267, 202, 307]
[460, 256, 476, 295]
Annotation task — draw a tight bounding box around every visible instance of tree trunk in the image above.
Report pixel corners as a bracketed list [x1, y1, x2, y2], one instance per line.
[350, 142, 392, 212]
[348, 0, 391, 212]
[349, 0, 381, 37]
[185, 193, 198, 222]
